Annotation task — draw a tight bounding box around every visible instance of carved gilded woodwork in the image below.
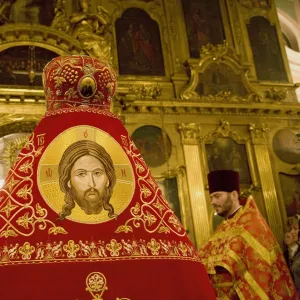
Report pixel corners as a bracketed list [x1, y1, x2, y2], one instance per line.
[128, 84, 162, 100]
[69, 3, 113, 63]
[178, 123, 210, 248]
[0, 117, 39, 136]
[0, 24, 83, 56]
[249, 123, 284, 243]
[177, 123, 201, 145]
[265, 87, 288, 102]
[181, 42, 262, 103]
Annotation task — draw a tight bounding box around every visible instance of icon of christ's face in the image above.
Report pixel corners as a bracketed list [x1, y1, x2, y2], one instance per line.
[69, 155, 110, 215]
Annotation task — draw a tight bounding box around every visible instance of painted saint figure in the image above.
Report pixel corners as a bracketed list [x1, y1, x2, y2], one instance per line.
[9, 0, 40, 24]
[80, 79, 93, 97]
[58, 140, 116, 219]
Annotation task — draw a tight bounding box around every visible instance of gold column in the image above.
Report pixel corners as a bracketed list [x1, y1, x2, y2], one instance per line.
[178, 123, 210, 249]
[249, 124, 283, 243]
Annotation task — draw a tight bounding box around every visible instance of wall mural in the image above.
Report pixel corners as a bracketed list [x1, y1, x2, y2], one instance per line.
[131, 125, 171, 168]
[181, 0, 225, 58]
[273, 129, 300, 164]
[196, 63, 248, 96]
[0, 46, 57, 86]
[247, 16, 288, 82]
[206, 137, 252, 184]
[116, 8, 165, 76]
[279, 173, 300, 217]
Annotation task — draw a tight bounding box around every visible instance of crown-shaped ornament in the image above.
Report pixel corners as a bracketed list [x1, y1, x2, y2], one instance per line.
[43, 55, 117, 111]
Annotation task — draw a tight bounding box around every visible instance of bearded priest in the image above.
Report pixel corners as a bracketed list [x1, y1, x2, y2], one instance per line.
[199, 169, 297, 299]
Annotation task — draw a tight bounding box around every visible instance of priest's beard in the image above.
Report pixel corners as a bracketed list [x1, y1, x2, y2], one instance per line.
[217, 193, 233, 218]
[71, 186, 108, 215]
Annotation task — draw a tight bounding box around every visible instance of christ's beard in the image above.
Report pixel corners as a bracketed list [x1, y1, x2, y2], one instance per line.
[71, 187, 105, 215]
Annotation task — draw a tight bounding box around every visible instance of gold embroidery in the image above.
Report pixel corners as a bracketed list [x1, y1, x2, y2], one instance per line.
[85, 272, 131, 300]
[45, 106, 120, 119]
[63, 240, 80, 258]
[213, 282, 233, 288]
[202, 250, 270, 299]
[0, 199, 18, 218]
[207, 198, 281, 267]
[0, 133, 68, 238]
[6, 178, 20, 192]
[201, 196, 296, 299]
[86, 272, 108, 300]
[19, 242, 35, 260]
[116, 136, 186, 237]
[106, 239, 122, 257]
[0, 238, 200, 266]
[147, 238, 161, 255]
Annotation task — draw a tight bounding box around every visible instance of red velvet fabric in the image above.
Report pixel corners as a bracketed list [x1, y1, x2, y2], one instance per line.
[0, 107, 215, 298]
[43, 56, 117, 111]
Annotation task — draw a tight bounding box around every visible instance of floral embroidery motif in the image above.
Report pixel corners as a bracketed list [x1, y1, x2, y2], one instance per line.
[0, 133, 67, 238]
[86, 272, 108, 300]
[85, 272, 131, 300]
[116, 135, 186, 237]
[0, 238, 199, 266]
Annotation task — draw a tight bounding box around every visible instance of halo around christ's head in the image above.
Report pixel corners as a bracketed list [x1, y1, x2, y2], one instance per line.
[37, 125, 135, 224]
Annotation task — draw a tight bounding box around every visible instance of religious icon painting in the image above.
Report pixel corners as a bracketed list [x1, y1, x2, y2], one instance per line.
[247, 16, 288, 82]
[205, 137, 252, 184]
[272, 129, 300, 164]
[115, 8, 165, 76]
[131, 125, 172, 168]
[279, 173, 300, 217]
[78, 76, 97, 98]
[181, 0, 225, 58]
[37, 125, 135, 224]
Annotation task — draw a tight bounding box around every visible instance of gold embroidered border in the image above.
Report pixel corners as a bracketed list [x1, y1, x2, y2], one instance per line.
[0, 238, 200, 266]
[44, 106, 119, 119]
